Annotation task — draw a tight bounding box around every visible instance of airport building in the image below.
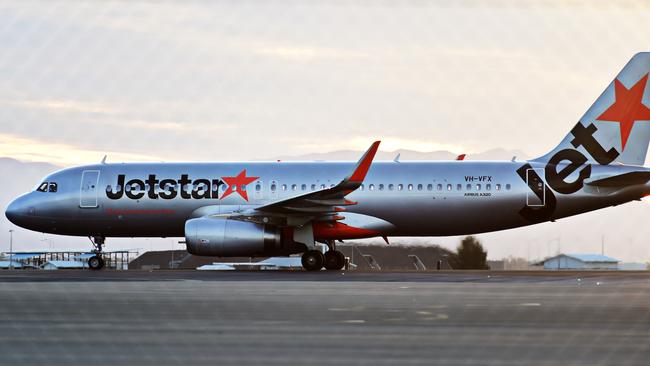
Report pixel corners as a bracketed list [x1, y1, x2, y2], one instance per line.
[0, 251, 138, 270]
[539, 254, 619, 270]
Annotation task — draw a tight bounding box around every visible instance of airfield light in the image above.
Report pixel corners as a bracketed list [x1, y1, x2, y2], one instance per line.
[8, 229, 14, 270]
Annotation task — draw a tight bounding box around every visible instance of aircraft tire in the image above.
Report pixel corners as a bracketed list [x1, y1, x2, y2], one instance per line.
[88, 256, 105, 270]
[324, 250, 345, 270]
[301, 250, 324, 271]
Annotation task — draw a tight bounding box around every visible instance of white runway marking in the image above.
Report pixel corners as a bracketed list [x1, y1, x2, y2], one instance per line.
[340, 320, 366, 324]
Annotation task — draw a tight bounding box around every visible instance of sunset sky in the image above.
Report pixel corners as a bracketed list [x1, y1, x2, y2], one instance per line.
[1, 1, 649, 165]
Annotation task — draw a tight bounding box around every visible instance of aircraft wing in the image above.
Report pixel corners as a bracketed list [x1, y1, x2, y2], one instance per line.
[208, 141, 381, 228]
[253, 141, 380, 214]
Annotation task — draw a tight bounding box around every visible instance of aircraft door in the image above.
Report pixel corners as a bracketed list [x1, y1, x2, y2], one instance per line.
[526, 168, 545, 207]
[80, 170, 101, 208]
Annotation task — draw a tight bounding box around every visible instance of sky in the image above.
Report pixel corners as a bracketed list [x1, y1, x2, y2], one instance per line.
[1, 1, 650, 261]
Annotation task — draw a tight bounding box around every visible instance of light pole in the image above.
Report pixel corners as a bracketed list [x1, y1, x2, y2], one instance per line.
[8, 230, 14, 270]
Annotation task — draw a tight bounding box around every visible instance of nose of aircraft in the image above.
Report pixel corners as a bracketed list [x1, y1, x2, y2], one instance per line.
[5, 196, 26, 226]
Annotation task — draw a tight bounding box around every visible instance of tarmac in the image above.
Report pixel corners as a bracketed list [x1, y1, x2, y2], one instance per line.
[1, 270, 649, 365]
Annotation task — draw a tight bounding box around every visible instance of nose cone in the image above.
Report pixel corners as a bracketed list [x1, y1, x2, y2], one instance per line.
[5, 195, 28, 226]
[5, 200, 19, 224]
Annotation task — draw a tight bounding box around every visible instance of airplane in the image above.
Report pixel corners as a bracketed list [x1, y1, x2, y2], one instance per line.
[5, 53, 650, 271]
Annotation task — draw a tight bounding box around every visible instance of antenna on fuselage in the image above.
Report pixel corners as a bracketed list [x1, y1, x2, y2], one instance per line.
[511, 156, 517, 162]
[101, 155, 107, 164]
[393, 153, 401, 163]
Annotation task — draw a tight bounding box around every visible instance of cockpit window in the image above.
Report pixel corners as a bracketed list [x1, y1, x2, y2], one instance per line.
[36, 181, 58, 193]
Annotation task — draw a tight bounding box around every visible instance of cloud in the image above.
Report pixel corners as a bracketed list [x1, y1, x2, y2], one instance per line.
[0, 98, 122, 115]
[0, 97, 237, 133]
[0, 133, 163, 166]
[256, 46, 367, 61]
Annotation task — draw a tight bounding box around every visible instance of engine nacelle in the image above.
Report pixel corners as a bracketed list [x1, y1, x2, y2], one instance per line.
[185, 218, 299, 257]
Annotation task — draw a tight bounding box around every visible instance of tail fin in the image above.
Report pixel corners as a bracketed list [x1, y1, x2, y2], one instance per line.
[536, 52, 650, 166]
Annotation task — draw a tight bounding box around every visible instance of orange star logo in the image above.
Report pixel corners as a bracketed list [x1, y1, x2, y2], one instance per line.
[221, 169, 259, 201]
[596, 73, 650, 150]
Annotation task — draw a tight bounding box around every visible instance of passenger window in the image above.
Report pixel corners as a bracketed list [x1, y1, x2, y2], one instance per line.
[291, 184, 297, 191]
[457, 184, 462, 191]
[255, 184, 261, 191]
[447, 184, 452, 191]
[271, 184, 277, 191]
[486, 184, 491, 191]
[398, 184, 403, 191]
[369, 184, 375, 191]
[417, 184, 423, 191]
[496, 184, 501, 191]
[437, 184, 443, 191]
[37, 182, 48, 192]
[360, 184, 364, 191]
[301, 184, 306, 191]
[321, 184, 326, 189]
[240, 184, 247, 191]
[311, 184, 316, 190]
[466, 184, 472, 190]
[408, 184, 413, 191]
[476, 184, 481, 191]
[427, 184, 433, 191]
[379, 184, 384, 191]
[388, 184, 394, 191]
[282, 184, 287, 191]
[506, 184, 511, 190]
[49, 182, 58, 192]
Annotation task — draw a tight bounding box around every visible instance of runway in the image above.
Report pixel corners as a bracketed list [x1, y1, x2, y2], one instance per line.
[1, 271, 649, 365]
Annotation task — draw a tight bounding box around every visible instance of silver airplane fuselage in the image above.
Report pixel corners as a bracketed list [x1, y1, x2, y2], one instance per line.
[5, 160, 649, 239]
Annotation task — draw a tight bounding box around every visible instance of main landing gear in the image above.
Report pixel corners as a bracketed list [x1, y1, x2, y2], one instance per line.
[301, 250, 324, 271]
[87, 236, 105, 271]
[301, 241, 346, 271]
[324, 250, 346, 270]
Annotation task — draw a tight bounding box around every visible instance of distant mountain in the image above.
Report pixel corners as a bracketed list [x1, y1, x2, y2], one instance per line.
[0, 158, 60, 200]
[270, 148, 530, 162]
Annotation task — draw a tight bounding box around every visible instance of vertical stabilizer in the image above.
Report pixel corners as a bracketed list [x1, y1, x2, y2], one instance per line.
[535, 53, 650, 166]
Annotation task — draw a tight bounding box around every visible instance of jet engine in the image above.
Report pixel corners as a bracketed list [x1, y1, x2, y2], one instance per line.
[185, 217, 300, 257]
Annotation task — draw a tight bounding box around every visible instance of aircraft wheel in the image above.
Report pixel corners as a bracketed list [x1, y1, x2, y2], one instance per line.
[88, 255, 105, 270]
[301, 250, 324, 271]
[324, 250, 345, 270]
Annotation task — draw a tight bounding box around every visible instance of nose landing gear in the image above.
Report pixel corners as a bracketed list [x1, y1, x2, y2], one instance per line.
[87, 236, 105, 270]
[88, 255, 105, 270]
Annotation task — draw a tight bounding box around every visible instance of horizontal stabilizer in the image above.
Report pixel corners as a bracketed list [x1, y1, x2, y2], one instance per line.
[585, 171, 650, 188]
